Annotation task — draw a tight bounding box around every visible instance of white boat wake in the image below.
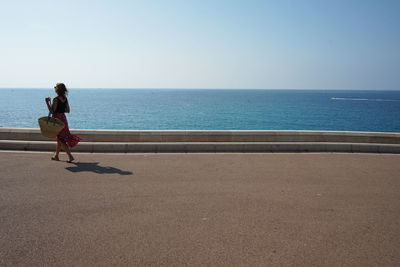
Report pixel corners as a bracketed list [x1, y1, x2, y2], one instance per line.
[331, 97, 400, 102]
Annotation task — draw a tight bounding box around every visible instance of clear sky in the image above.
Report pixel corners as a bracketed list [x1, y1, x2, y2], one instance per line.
[0, 0, 399, 89]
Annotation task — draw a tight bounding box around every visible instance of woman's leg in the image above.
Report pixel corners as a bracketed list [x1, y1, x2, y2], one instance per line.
[52, 141, 61, 160]
[56, 141, 61, 156]
[60, 141, 74, 162]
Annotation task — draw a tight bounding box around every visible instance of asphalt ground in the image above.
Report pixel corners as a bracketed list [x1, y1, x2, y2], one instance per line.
[1, 151, 399, 266]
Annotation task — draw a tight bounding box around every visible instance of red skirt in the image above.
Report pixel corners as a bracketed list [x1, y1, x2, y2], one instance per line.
[53, 113, 82, 148]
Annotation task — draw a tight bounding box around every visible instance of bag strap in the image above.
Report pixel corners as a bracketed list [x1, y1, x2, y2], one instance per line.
[46, 99, 55, 126]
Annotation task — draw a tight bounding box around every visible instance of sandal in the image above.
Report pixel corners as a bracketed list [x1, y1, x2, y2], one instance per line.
[51, 155, 59, 161]
[67, 156, 74, 163]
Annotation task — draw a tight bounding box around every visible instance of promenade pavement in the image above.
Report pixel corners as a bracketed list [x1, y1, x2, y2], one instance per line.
[1, 151, 400, 266]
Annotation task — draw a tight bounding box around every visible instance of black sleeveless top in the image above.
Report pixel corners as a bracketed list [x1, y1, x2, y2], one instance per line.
[55, 97, 68, 114]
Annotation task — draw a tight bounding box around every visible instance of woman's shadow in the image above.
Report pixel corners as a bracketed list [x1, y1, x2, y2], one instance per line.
[65, 162, 133, 175]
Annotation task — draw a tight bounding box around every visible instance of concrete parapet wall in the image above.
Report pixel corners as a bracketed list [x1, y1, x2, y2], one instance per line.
[2, 140, 400, 153]
[1, 127, 399, 153]
[1, 127, 400, 144]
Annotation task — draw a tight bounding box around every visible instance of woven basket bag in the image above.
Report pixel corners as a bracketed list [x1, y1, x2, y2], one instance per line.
[38, 114, 65, 138]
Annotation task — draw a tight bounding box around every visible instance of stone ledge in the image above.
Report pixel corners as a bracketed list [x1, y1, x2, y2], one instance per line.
[1, 127, 399, 143]
[1, 140, 400, 153]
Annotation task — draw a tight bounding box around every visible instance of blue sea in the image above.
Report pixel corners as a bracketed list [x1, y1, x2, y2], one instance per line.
[1, 89, 399, 132]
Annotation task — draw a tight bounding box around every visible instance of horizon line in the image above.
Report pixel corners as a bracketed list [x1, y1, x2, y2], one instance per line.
[1, 87, 399, 91]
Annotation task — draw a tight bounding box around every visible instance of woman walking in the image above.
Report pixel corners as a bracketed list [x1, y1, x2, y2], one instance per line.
[45, 83, 81, 162]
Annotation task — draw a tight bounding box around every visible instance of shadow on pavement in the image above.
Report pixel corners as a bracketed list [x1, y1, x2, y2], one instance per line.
[65, 162, 133, 175]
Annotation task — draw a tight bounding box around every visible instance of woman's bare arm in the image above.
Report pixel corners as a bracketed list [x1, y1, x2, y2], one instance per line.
[51, 97, 58, 114]
[45, 97, 54, 114]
